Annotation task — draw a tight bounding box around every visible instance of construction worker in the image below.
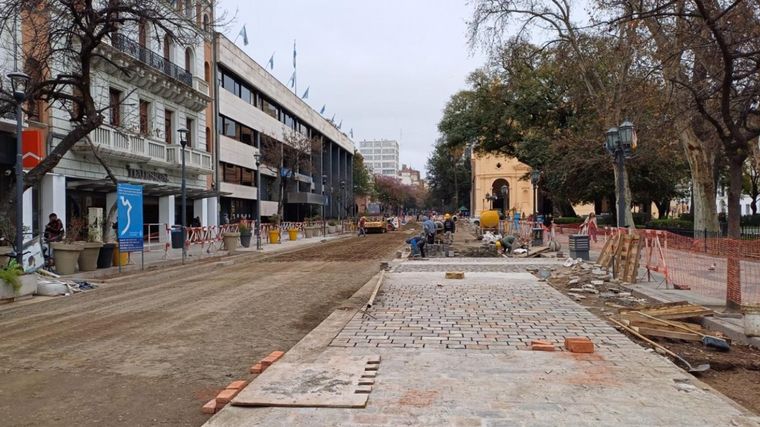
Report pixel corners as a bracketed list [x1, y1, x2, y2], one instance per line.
[422, 216, 436, 244]
[443, 213, 456, 244]
[357, 216, 367, 237]
[406, 234, 426, 258]
[499, 234, 517, 256]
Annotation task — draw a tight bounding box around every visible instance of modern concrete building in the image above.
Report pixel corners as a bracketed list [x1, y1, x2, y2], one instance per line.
[216, 36, 354, 222]
[358, 139, 399, 177]
[4, 1, 217, 242]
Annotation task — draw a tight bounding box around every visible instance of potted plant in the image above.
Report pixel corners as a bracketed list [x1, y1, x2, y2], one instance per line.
[268, 214, 282, 244]
[78, 218, 104, 272]
[327, 219, 337, 234]
[239, 222, 252, 248]
[0, 260, 37, 300]
[51, 217, 85, 275]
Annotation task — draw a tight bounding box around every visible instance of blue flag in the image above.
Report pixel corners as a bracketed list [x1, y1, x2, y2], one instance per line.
[267, 53, 274, 70]
[320, 104, 326, 114]
[288, 71, 295, 88]
[330, 113, 335, 122]
[238, 26, 249, 46]
[302, 86, 310, 99]
[350, 128, 354, 138]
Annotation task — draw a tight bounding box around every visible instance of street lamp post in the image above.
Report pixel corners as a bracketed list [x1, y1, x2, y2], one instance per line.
[530, 170, 541, 218]
[339, 179, 345, 232]
[500, 185, 508, 218]
[321, 174, 327, 237]
[254, 153, 262, 250]
[178, 127, 189, 264]
[485, 193, 492, 210]
[604, 120, 637, 228]
[7, 71, 30, 265]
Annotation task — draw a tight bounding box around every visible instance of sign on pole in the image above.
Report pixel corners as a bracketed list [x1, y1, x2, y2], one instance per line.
[117, 183, 143, 252]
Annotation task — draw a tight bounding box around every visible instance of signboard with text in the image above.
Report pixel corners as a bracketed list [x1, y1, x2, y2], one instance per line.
[117, 183, 144, 252]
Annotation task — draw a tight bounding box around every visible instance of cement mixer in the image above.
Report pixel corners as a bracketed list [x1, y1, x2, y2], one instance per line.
[475, 210, 501, 239]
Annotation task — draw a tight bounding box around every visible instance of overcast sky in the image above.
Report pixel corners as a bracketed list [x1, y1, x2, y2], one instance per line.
[217, 0, 487, 176]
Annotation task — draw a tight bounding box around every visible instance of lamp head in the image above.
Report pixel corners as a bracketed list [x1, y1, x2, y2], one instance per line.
[618, 120, 636, 154]
[253, 152, 261, 165]
[177, 127, 189, 148]
[7, 71, 30, 102]
[605, 127, 619, 155]
[500, 184, 508, 196]
[530, 170, 541, 185]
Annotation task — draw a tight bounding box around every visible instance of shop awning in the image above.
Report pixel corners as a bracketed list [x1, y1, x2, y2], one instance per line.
[67, 179, 228, 199]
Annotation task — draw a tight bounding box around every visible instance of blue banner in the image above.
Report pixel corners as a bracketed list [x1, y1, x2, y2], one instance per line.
[117, 183, 144, 252]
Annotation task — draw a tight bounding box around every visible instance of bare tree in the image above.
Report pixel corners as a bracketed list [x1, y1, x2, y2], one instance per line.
[260, 131, 319, 218]
[0, 0, 217, 233]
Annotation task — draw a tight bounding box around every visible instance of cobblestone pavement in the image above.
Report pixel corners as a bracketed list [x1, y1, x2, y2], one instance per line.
[208, 258, 760, 426]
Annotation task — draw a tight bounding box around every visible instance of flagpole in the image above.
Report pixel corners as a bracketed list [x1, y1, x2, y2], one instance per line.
[293, 39, 297, 96]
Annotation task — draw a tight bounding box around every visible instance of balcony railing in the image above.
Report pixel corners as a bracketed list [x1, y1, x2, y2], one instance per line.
[111, 33, 193, 87]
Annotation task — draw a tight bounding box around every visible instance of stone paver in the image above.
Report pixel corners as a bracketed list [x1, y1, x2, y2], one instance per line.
[207, 258, 760, 426]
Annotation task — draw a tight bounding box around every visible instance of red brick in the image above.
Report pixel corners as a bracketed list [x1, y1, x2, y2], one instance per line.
[216, 388, 239, 404]
[532, 344, 556, 352]
[564, 337, 595, 353]
[250, 363, 264, 374]
[261, 350, 285, 367]
[531, 340, 551, 346]
[201, 399, 221, 414]
[227, 380, 248, 390]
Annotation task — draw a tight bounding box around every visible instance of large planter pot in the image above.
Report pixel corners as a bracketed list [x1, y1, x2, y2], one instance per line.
[0, 274, 37, 300]
[51, 242, 83, 275]
[268, 229, 281, 244]
[304, 227, 315, 238]
[223, 232, 240, 254]
[97, 243, 116, 269]
[0, 247, 11, 266]
[78, 242, 104, 272]
[287, 228, 299, 241]
[240, 232, 252, 248]
[327, 225, 337, 234]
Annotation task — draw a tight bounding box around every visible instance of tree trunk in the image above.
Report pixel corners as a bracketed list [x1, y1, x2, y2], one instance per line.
[612, 161, 635, 227]
[680, 127, 719, 232]
[727, 154, 746, 239]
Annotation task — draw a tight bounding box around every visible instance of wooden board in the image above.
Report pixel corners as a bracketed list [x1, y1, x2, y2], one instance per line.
[598, 234, 620, 269]
[621, 302, 714, 320]
[632, 326, 702, 341]
[232, 355, 380, 408]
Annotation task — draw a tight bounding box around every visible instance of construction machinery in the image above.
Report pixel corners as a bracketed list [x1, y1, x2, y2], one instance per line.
[364, 217, 388, 233]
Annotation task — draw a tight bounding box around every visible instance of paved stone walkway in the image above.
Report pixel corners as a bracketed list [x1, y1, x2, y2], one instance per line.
[207, 258, 760, 426]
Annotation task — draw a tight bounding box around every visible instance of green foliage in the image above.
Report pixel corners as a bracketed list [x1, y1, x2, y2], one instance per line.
[632, 212, 651, 226]
[425, 139, 471, 213]
[645, 219, 694, 230]
[0, 260, 23, 293]
[238, 223, 251, 234]
[352, 152, 374, 197]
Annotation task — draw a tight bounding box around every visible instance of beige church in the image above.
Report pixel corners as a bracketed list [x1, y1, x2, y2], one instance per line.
[470, 153, 536, 218]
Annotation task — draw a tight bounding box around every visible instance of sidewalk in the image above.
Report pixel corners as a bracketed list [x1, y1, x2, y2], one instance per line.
[205, 257, 760, 426]
[60, 232, 353, 281]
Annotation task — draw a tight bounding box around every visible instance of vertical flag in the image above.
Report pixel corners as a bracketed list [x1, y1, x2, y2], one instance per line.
[301, 86, 310, 99]
[330, 113, 335, 122]
[237, 25, 249, 46]
[288, 71, 296, 88]
[350, 129, 354, 138]
[267, 53, 274, 70]
[293, 39, 297, 68]
[338, 120, 343, 129]
[320, 105, 326, 114]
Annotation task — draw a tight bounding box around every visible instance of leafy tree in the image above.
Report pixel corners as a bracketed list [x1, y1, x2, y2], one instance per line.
[352, 152, 374, 197]
[425, 139, 471, 213]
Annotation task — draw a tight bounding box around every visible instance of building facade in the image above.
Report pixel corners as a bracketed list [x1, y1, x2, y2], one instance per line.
[470, 153, 535, 218]
[216, 36, 354, 222]
[358, 139, 399, 177]
[6, 1, 217, 243]
[398, 164, 422, 187]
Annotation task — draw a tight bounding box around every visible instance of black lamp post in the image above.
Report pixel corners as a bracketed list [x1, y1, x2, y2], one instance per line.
[321, 174, 327, 237]
[8, 71, 30, 265]
[530, 170, 541, 217]
[604, 120, 637, 228]
[339, 179, 345, 232]
[254, 152, 262, 250]
[177, 127, 189, 264]
[485, 192, 493, 210]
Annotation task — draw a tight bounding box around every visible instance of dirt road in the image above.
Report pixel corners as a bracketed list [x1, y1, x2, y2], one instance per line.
[0, 231, 405, 426]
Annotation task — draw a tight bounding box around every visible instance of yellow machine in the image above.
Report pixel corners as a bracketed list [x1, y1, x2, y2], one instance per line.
[364, 217, 387, 233]
[476, 210, 501, 239]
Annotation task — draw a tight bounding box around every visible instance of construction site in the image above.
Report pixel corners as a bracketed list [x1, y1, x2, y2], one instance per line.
[3, 218, 760, 426]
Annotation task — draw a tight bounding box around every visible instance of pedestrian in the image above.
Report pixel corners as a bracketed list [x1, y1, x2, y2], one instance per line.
[443, 213, 456, 244]
[44, 213, 64, 243]
[358, 216, 367, 237]
[582, 212, 598, 242]
[499, 234, 517, 256]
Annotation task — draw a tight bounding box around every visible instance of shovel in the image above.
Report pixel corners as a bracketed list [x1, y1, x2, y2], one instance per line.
[609, 317, 710, 373]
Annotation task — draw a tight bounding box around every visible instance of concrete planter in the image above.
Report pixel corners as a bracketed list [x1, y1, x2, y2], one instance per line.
[304, 227, 315, 238]
[78, 242, 104, 272]
[1, 274, 38, 300]
[222, 232, 240, 254]
[51, 242, 83, 275]
[327, 225, 337, 234]
[743, 305, 760, 337]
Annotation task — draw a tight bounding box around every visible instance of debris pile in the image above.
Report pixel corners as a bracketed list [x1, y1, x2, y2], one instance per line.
[546, 259, 648, 307]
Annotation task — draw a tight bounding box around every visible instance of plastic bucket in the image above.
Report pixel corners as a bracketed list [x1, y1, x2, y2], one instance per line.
[268, 230, 281, 244]
[112, 247, 129, 267]
[288, 229, 299, 241]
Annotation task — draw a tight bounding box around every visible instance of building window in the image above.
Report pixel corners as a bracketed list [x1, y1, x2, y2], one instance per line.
[262, 97, 278, 119]
[204, 61, 211, 83]
[165, 109, 174, 144]
[108, 88, 122, 126]
[138, 19, 147, 47]
[163, 35, 173, 62]
[184, 47, 194, 75]
[186, 117, 194, 147]
[222, 162, 256, 186]
[202, 14, 209, 31]
[205, 126, 211, 152]
[185, 0, 192, 18]
[139, 100, 150, 135]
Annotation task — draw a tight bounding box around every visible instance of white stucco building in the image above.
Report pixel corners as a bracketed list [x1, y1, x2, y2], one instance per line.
[358, 139, 399, 177]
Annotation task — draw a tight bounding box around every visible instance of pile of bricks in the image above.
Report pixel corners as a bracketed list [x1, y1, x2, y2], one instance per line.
[202, 350, 286, 415]
[530, 337, 595, 353]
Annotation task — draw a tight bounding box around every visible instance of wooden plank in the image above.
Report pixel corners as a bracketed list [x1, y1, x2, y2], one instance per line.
[633, 326, 702, 341]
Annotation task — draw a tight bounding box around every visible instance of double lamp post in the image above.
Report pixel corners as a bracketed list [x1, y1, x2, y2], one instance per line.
[7, 71, 31, 265]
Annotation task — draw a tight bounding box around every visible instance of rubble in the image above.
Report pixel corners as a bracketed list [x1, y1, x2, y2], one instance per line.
[544, 260, 648, 307]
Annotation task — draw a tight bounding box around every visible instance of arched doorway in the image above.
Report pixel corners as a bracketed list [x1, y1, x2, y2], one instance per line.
[491, 179, 509, 215]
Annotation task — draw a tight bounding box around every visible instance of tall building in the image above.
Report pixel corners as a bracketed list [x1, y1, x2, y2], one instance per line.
[216, 36, 354, 222]
[1, 1, 217, 242]
[358, 139, 399, 177]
